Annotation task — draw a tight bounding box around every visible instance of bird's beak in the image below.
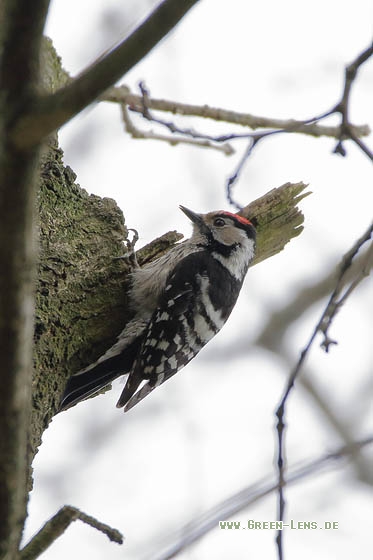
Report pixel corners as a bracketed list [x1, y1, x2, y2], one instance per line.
[179, 205, 204, 226]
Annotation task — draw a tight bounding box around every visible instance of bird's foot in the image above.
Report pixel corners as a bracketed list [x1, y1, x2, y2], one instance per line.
[114, 228, 140, 268]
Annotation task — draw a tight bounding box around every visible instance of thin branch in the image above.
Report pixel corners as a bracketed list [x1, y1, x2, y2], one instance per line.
[19, 506, 123, 560]
[274, 221, 373, 560]
[104, 85, 369, 139]
[226, 131, 283, 208]
[136, 98, 337, 212]
[121, 101, 234, 155]
[333, 41, 373, 161]
[10, 0, 201, 149]
[149, 438, 373, 560]
[320, 224, 373, 351]
[104, 42, 373, 205]
[346, 130, 373, 161]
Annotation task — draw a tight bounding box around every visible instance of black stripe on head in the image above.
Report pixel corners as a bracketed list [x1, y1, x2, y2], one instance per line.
[216, 211, 256, 240]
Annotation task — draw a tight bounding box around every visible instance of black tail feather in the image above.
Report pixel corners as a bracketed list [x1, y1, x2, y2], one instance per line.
[59, 355, 123, 411]
[59, 339, 141, 412]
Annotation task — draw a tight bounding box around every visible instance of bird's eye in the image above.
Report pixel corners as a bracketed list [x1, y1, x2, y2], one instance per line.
[213, 217, 226, 227]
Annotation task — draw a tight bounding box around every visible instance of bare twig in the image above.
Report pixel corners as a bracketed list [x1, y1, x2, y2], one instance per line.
[149, 438, 373, 560]
[274, 221, 373, 560]
[104, 42, 372, 205]
[124, 82, 371, 198]
[320, 223, 373, 350]
[226, 130, 282, 207]
[121, 101, 234, 155]
[225, 109, 335, 204]
[19, 505, 123, 560]
[226, 138, 262, 208]
[333, 41, 373, 160]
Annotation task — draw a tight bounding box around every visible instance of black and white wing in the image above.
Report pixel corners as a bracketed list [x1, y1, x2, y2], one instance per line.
[117, 253, 225, 411]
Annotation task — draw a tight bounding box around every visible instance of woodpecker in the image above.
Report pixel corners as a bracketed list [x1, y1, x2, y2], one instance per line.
[59, 206, 256, 413]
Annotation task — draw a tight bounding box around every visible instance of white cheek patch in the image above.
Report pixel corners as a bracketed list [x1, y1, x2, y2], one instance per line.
[213, 237, 255, 280]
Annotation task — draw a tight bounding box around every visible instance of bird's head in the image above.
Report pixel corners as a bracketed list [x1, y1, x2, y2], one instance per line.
[179, 205, 256, 249]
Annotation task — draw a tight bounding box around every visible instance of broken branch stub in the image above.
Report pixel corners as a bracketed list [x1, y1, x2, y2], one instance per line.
[238, 181, 310, 265]
[138, 182, 310, 267]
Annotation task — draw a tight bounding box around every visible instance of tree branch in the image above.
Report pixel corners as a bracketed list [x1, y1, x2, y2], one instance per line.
[103, 85, 370, 139]
[20, 506, 123, 560]
[120, 101, 234, 155]
[238, 182, 310, 265]
[334, 41, 373, 160]
[10, 0, 201, 149]
[0, 2, 50, 558]
[320, 225, 373, 350]
[102, 41, 373, 202]
[131, 182, 310, 274]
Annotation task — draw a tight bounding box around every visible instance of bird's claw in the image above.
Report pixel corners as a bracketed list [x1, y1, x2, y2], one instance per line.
[113, 228, 140, 268]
